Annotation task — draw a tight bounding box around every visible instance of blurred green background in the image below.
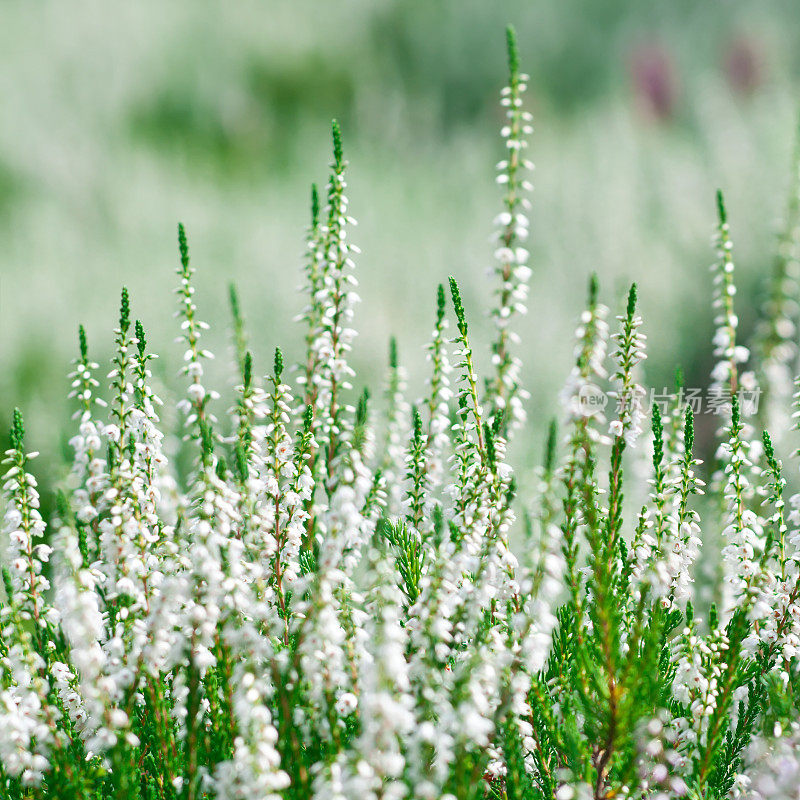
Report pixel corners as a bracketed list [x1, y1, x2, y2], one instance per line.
[2, 0, 800, 499]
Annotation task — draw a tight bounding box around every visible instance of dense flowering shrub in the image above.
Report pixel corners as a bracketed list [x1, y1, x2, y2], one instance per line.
[4, 26, 800, 800]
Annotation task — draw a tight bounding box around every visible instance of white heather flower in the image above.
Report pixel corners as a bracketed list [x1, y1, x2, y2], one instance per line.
[335, 692, 358, 717]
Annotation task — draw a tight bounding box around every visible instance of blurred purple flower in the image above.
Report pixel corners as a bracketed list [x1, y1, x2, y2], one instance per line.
[724, 36, 763, 95]
[630, 43, 678, 121]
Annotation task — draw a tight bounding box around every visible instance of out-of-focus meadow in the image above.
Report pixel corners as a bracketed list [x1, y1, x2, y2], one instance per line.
[1, 0, 799, 501]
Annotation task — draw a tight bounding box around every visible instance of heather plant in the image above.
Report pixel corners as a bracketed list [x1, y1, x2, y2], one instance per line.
[4, 27, 800, 800]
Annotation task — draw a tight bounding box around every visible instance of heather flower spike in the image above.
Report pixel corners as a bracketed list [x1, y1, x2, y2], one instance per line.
[710, 188, 747, 400]
[753, 120, 800, 448]
[485, 23, 535, 436]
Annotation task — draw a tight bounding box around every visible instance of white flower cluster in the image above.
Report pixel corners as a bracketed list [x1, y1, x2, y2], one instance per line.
[736, 724, 800, 800]
[560, 280, 610, 433]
